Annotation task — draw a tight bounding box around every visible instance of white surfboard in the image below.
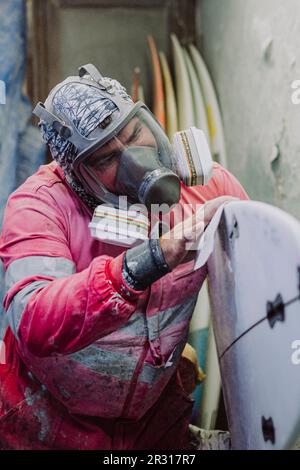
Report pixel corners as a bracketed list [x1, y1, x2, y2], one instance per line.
[197, 310, 222, 429]
[168, 38, 215, 427]
[189, 44, 227, 167]
[138, 85, 145, 104]
[171, 34, 194, 131]
[170, 36, 221, 428]
[189, 281, 211, 425]
[183, 49, 209, 141]
[159, 51, 178, 142]
[188, 43, 228, 429]
[197, 322, 221, 429]
[168, 38, 213, 425]
[208, 201, 300, 449]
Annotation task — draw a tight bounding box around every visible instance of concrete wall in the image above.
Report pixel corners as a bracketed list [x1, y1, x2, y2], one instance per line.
[59, 6, 169, 106]
[197, 0, 300, 219]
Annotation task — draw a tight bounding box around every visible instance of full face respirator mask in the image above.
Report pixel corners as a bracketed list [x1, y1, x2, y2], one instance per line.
[33, 63, 213, 246]
[75, 103, 182, 211]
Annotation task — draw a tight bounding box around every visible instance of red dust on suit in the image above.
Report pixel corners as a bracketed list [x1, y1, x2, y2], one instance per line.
[0, 161, 248, 449]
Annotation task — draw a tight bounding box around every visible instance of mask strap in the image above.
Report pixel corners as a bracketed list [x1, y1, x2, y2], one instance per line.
[78, 64, 129, 110]
[78, 64, 116, 93]
[33, 102, 95, 151]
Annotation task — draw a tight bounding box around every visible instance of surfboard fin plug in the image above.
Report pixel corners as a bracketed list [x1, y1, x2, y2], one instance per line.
[262, 416, 276, 444]
[229, 215, 239, 241]
[267, 293, 285, 328]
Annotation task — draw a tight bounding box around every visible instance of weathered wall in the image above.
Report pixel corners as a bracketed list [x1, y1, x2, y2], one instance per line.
[197, 0, 300, 219]
[59, 6, 169, 106]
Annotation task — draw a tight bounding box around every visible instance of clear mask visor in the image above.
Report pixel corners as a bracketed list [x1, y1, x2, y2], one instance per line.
[77, 108, 174, 203]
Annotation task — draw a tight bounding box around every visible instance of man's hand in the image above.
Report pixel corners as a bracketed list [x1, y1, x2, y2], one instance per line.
[160, 196, 239, 270]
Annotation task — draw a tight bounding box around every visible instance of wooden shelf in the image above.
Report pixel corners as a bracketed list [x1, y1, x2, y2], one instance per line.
[57, 0, 170, 8]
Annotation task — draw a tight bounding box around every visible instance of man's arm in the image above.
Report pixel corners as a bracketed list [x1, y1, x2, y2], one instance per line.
[0, 187, 144, 358]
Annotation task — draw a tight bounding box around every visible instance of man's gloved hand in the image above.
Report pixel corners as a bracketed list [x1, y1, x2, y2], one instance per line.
[160, 196, 239, 270]
[178, 343, 206, 395]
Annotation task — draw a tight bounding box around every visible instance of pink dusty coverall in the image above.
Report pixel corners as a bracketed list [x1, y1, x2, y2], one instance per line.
[0, 161, 248, 450]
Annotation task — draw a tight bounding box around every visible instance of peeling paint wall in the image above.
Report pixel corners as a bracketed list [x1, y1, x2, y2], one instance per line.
[197, 0, 300, 219]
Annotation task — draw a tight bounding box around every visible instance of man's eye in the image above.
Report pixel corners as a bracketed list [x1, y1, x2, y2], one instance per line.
[90, 153, 118, 169]
[129, 126, 142, 143]
[101, 153, 117, 163]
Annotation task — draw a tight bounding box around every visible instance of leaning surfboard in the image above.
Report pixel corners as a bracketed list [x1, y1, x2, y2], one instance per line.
[171, 34, 194, 131]
[169, 41, 214, 426]
[147, 36, 166, 131]
[131, 67, 140, 103]
[170, 42, 212, 425]
[208, 201, 300, 449]
[131, 67, 146, 105]
[175, 43, 217, 428]
[189, 44, 227, 168]
[197, 322, 221, 429]
[189, 43, 227, 429]
[183, 49, 209, 141]
[159, 51, 178, 142]
[189, 284, 211, 425]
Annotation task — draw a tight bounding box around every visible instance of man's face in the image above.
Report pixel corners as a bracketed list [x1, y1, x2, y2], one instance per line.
[86, 117, 157, 193]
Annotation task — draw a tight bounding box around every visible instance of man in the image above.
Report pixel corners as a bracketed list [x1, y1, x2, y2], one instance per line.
[0, 65, 248, 450]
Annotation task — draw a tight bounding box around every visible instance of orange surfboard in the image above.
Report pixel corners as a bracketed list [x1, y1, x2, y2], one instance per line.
[131, 67, 140, 103]
[131, 67, 146, 104]
[147, 35, 166, 130]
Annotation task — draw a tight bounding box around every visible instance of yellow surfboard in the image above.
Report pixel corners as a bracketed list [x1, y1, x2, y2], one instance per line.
[189, 44, 227, 167]
[183, 48, 209, 140]
[159, 51, 178, 141]
[171, 34, 194, 131]
[148, 36, 166, 131]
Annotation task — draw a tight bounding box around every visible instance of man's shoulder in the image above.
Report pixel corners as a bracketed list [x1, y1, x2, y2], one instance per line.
[180, 162, 249, 204]
[180, 162, 226, 204]
[5, 162, 79, 219]
[16, 161, 65, 194]
[9, 161, 73, 203]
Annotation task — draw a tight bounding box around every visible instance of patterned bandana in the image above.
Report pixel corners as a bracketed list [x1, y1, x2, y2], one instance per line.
[39, 76, 133, 211]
